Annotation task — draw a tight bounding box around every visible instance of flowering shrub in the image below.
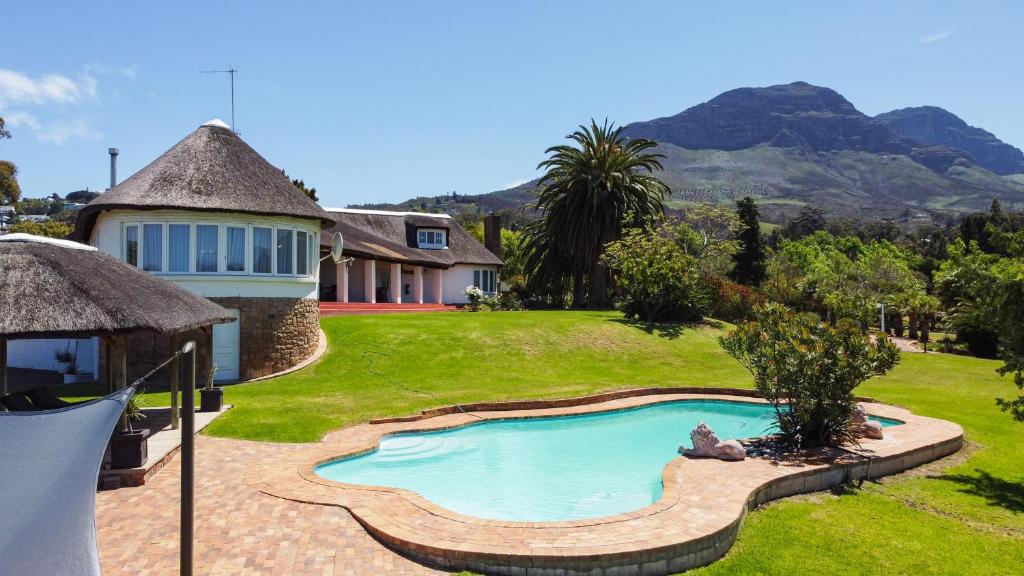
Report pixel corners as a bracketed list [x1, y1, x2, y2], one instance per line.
[719, 303, 900, 448]
[464, 285, 484, 311]
[705, 274, 766, 323]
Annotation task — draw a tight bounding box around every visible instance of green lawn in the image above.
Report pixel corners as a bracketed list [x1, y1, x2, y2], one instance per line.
[68, 310, 1024, 573]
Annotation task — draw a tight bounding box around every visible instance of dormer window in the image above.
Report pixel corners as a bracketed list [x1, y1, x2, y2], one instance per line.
[417, 228, 446, 249]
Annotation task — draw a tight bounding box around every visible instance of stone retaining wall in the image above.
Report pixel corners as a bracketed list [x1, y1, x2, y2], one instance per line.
[101, 297, 319, 385]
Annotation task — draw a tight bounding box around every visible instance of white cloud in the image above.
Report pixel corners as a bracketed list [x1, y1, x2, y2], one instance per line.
[0, 68, 98, 107]
[5, 110, 99, 145]
[119, 64, 138, 79]
[920, 30, 952, 44]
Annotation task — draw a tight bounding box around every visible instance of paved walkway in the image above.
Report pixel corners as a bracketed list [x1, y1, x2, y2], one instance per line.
[96, 436, 441, 576]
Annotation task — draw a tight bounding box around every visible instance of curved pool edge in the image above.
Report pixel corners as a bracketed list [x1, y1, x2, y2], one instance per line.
[247, 392, 963, 576]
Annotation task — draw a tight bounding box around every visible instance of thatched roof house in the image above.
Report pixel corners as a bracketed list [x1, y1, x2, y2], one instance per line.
[320, 209, 502, 305]
[74, 119, 334, 240]
[72, 120, 327, 383]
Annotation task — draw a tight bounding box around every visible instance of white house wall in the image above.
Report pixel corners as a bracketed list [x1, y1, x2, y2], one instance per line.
[442, 264, 499, 304]
[91, 209, 319, 300]
[8, 337, 99, 376]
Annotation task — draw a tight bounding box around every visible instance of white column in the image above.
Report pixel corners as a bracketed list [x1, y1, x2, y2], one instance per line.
[413, 266, 424, 304]
[365, 259, 376, 303]
[434, 268, 444, 304]
[390, 263, 402, 303]
[336, 261, 348, 303]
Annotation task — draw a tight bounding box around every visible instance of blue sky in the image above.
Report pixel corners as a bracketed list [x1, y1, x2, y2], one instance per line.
[2, 1, 1023, 206]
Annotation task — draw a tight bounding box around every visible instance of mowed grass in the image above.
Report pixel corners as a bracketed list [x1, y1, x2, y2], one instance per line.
[73, 310, 1024, 573]
[203, 311, 752, 442]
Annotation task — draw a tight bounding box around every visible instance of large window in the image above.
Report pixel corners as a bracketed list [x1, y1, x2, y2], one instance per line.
[473, 269, 497, 293]
[253, 226, 272, 274]
[123, 220, 315, 278]
[142, 224, 163, 272]
[296, 230, 308, 276]
[226, 226, 246, 272]
[417, 229, 446, 249]
[168, 224, 190, 273]
[196, 225, 219, 273]
[125, 225, 139, 266]
[276, 228, 293, 275]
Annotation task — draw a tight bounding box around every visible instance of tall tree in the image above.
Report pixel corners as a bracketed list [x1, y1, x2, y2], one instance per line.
[1, 160, 21, 205]
[729, 196, 767, 285]
[524, 120, 668, 307]
[0, 117, 10, 140]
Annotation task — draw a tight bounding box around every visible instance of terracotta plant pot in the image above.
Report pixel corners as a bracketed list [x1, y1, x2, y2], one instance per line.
[111, 428, 150, 469]
[200, 387, 224, 413]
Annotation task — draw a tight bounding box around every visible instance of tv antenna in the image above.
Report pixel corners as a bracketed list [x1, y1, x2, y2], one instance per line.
[200, 67, 238, 133]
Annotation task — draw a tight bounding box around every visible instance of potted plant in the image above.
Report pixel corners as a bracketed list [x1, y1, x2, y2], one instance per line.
[111, 397, 149, 469]
[200, 366, 224, 413]
[54, 349, 73, 373]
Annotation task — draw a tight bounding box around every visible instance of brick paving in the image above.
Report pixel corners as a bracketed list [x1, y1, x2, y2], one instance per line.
[96, 437, 443, 576]
[97, 392, 963, 576]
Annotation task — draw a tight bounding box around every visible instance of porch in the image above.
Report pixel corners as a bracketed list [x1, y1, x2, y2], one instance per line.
[319, 257, 445, 305]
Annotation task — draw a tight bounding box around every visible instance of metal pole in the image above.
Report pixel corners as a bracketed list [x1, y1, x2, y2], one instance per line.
[181, 340, 196, 576]
[880, 303, 886, 334]
[1, 338, 8, 397]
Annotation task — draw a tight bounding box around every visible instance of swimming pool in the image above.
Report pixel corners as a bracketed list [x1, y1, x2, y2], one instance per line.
[315, 400, 899, 521]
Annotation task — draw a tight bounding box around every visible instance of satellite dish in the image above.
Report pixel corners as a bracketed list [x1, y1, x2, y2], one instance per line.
[330, 232, 345, 264]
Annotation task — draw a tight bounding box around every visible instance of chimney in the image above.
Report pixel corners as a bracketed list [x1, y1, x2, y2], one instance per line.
[108, 148, 119, 188]
[483, 213, 501, 258]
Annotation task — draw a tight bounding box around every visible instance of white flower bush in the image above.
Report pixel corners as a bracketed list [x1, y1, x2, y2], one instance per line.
[465, 285, 484, 311]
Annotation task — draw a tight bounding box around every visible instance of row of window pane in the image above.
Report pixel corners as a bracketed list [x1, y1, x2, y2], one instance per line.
[473, 269, 497, 293]
[417, 229, 445, 248]
[125, 222, 315, 276]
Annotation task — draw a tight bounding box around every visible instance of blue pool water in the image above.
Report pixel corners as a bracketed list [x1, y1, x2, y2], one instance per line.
[315, 400, 899, 521]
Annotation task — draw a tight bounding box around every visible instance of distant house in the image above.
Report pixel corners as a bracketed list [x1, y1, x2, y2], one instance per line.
[74, 119, 335, 382]
[320, 209, 502, 305]
[0, 206, 14, 231]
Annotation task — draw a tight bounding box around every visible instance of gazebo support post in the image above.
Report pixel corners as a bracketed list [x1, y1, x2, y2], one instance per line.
[1, 337, 8, 397]
[169, 334, 180, 430]
[180, 340, 196, 576]
[200, 326, 213, 386]
[117, 335, 128, 431]
[103, 336, 113, 394]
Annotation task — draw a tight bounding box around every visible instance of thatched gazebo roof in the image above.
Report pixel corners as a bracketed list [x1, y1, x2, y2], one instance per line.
[74, 119, 335, 242]
[0, 234, 235, 340]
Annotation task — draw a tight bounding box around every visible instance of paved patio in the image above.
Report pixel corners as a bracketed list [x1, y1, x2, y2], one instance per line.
[96, 436, 442, 576]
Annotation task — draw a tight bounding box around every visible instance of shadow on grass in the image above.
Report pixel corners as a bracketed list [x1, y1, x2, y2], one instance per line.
[937, 471, 1024, 513]
[606, 317, 728, 340]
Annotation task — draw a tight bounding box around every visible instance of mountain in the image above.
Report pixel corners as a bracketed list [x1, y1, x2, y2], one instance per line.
[363, 82, 1024, 223]
[874, 106, 1024, 176]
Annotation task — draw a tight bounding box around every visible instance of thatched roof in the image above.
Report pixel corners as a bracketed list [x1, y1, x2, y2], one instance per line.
[0, 235, 235, 339]
[74, 120, 335, 241]
[321, 209, 502, 268]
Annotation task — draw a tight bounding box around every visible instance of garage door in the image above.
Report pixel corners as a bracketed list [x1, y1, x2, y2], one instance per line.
[212, 309, 240, 382]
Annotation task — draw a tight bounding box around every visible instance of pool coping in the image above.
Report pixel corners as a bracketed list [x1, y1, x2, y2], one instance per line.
[247, 391, 963, 575]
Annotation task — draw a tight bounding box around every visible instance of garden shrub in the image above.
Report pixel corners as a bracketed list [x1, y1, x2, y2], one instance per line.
[705, 274, 766, 323]
[601, 226, 712, 322]
[719, 303, 901, 448]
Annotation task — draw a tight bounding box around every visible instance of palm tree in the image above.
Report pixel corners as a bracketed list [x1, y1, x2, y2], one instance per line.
[524, 120, 668, 307]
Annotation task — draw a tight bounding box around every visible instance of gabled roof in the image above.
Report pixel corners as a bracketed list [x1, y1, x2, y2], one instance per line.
[74, 120, 335, 241]
[321, 209, 502, 268]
